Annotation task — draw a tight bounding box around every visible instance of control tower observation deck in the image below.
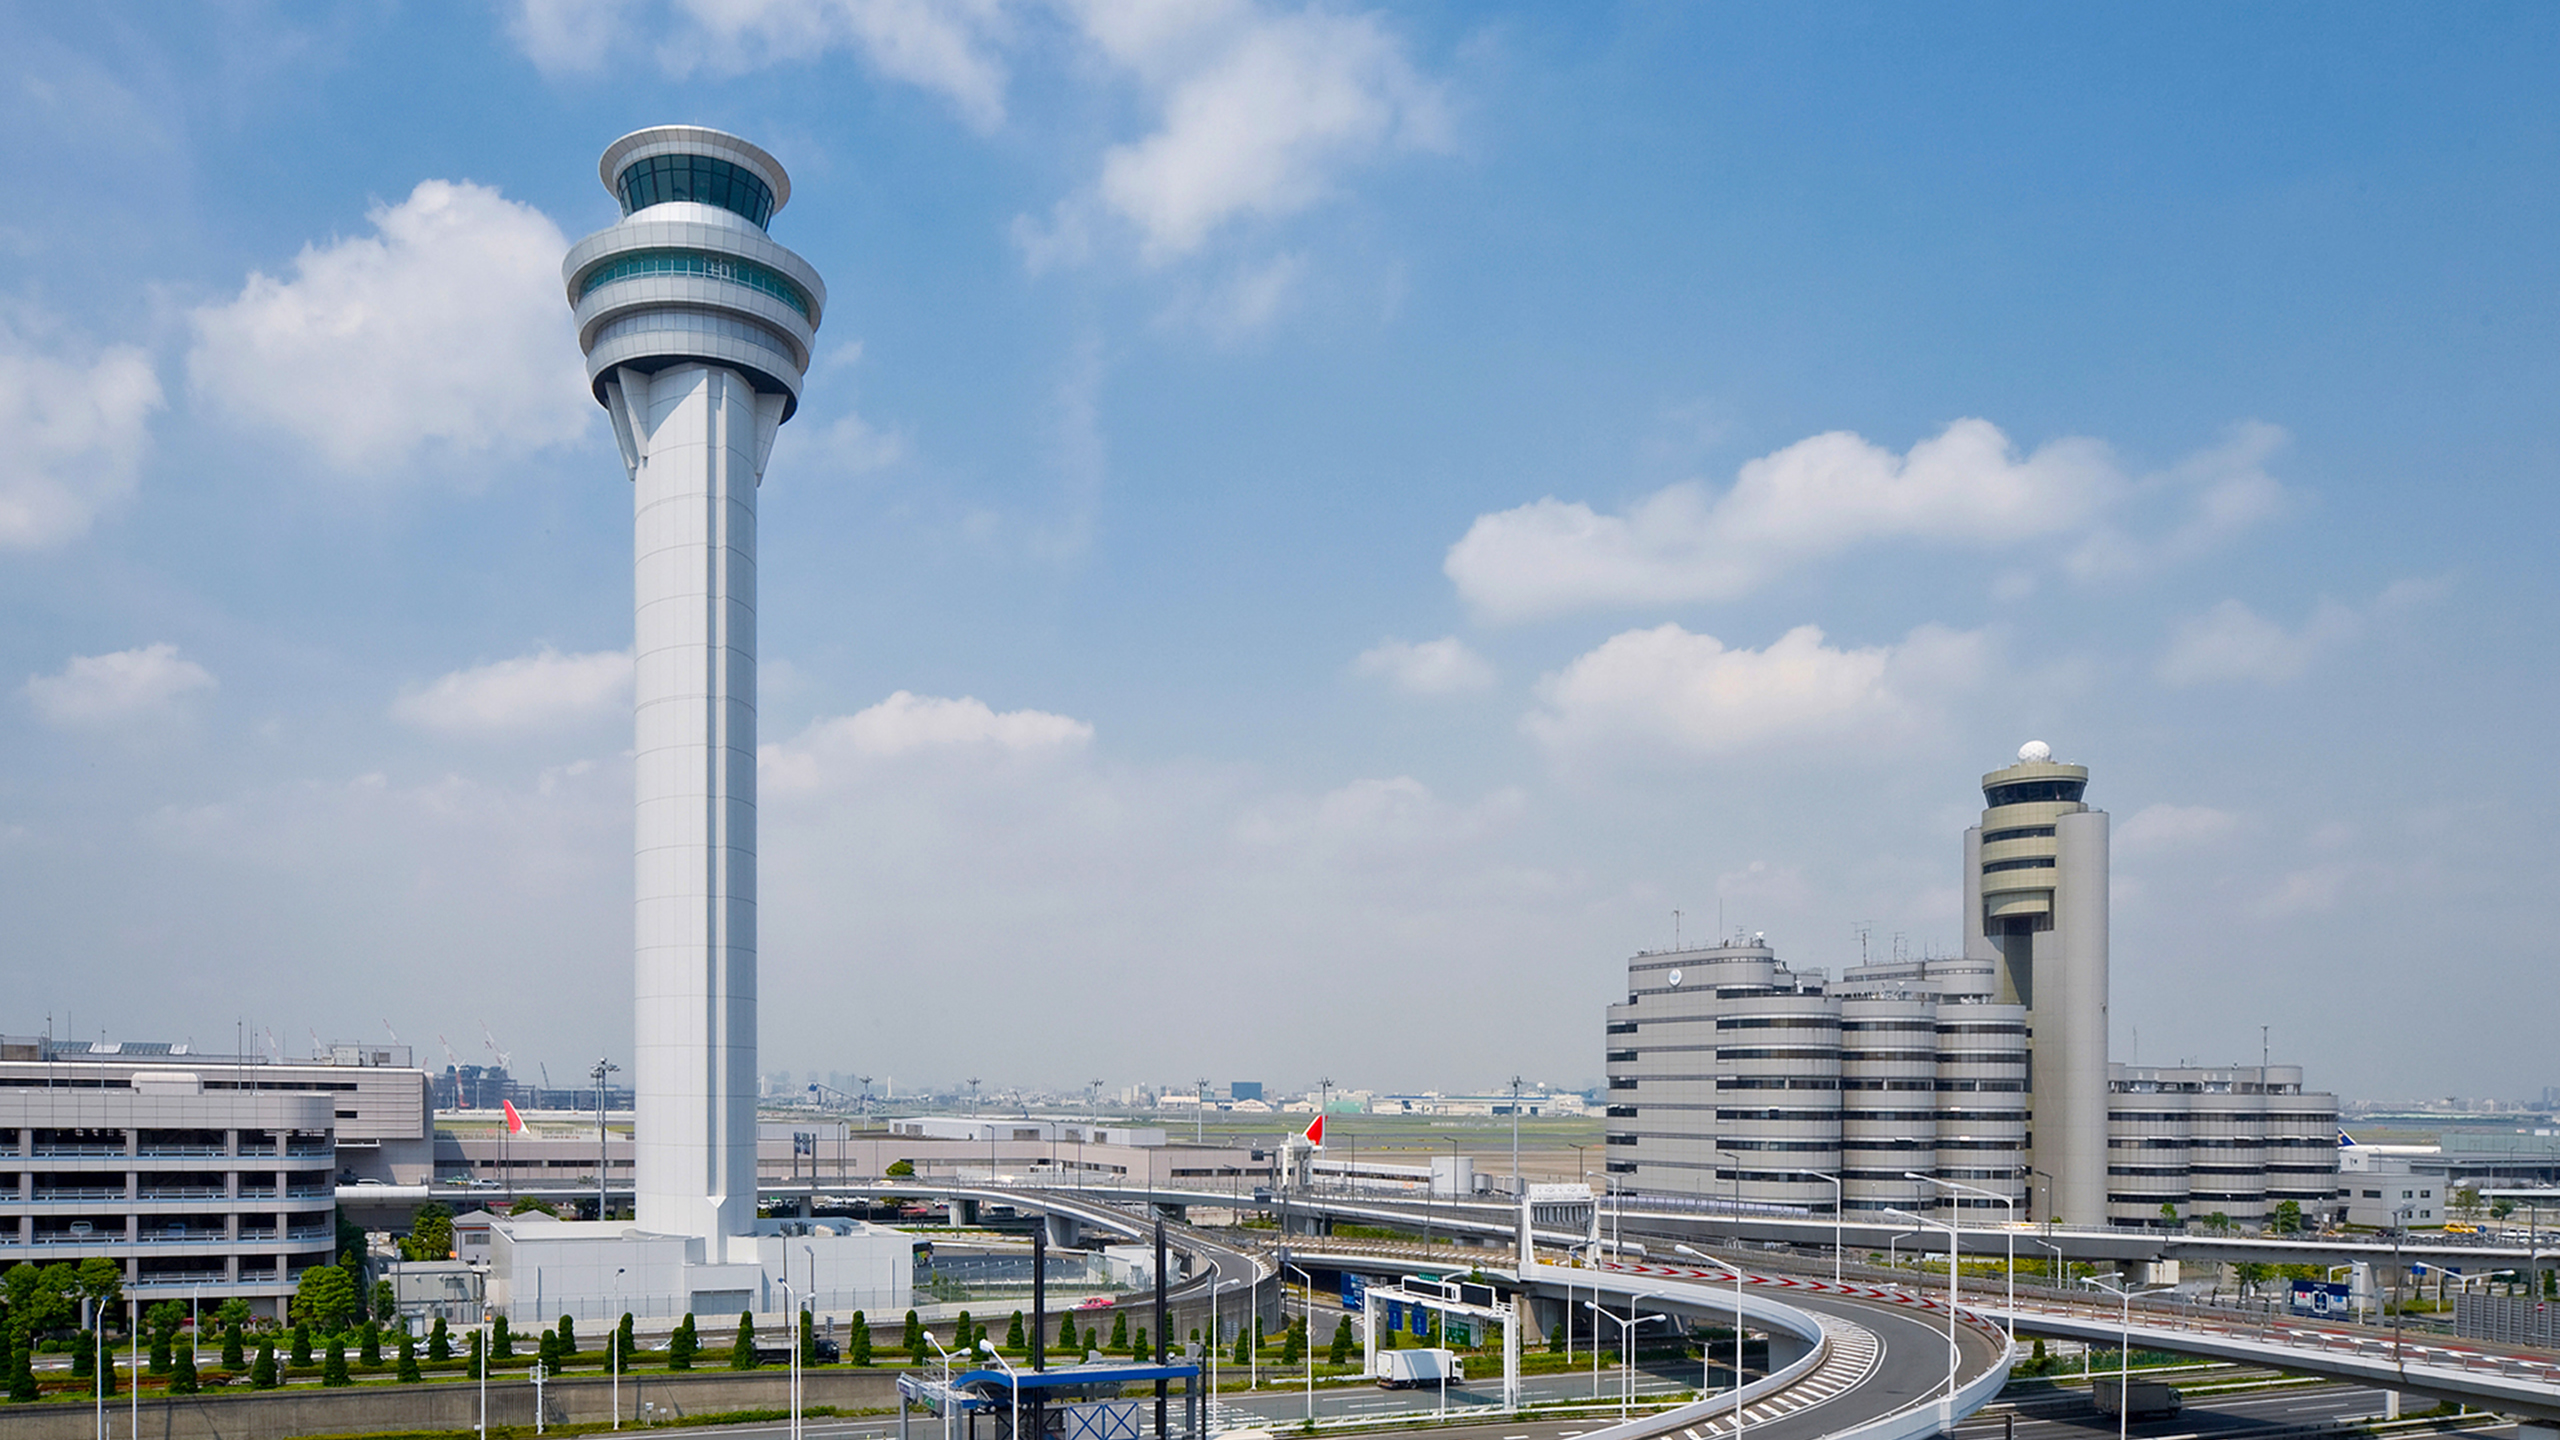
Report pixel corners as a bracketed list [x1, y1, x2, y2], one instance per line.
[562, 127, 826, 1244]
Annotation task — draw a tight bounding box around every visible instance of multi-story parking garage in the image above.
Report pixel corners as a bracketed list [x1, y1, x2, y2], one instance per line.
[0, 1037, 432, 1319]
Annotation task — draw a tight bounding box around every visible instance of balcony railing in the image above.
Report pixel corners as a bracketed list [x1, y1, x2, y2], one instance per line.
[138, 1188, 226, 1201]
[284, 1142, 332, 1157]
[137, 1146, 226, 1158]
[284, 1226, 330, 1242]
[33, 1145, 128, 1158]
[283, 1185, 330, 1199]
[33, 1232, 124, 1246]
[31, 1188, 125, 1202]
[235, 1227, 276, 1241]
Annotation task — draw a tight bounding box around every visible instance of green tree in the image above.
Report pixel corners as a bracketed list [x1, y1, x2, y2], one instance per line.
[1232, 1323, 1250, 1366]
[427, 1316, 450, 1363]
[618, 1313, 636, 1371]
[730, 1311, 758, 1370]
[372, 1280, 396, 1322]
[1062, 1312, 1079, 1356]
[2235, 1261, 2276, 1297]
[1281, 1316, 1303, 1365]
[71, 1331, 93, 1378]
[1007, 1311, 1025, 1351]
[397, 1331, 421, 1383]
[251, 1340, 279, 1390]
[558, 1314, 577, 1357]
[850, 1311, 873, 1366]
[1131, 1324, 1150, 1361]
[955, 1310, 974, 1354]
[2272, 1200, 2305, 1234]
[360, 1319, 382, 1367]
[884, 1160, 916, 1177]
[146, 1299, 185, 1373]
[1108, 1311, 1127, 1352]
[509, 1196, 558, 1217]
[9, 1332, 39, 1402]
[95, 1349, 116, 1398]
[290, 1322, 313, 1368]
[800, 1309, 816, 1365]
[467, 1330, 485, 1380]
[1328, 1317, 1354, 1366]
[668, 1313, 696, 1371]
[72, 1257, 123, 1317]
[322, 1338, 352, 1387]
[1546, 1317, 1563, 1354]
[402, 1204, 455, 1262]
[293, 1265, 357, 1334]
[5, 1262, 79, 1339]
[222, 1319, 246, 1369]
[2156, 1201, 2180, 1230]
[492, 1314, 513, 1359]
[907, 1310, 928, 1366]
[538, 1330, 561, 1371]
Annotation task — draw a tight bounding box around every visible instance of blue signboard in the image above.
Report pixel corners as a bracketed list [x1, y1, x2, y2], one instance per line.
[2289, 1280, 2353, 1318]
[1341, 1272, 1367, 1311]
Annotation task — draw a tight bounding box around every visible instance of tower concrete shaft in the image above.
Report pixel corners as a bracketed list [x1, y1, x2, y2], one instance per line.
[1962, 747, 2108, 1228]
[564, 126, 825, 1243]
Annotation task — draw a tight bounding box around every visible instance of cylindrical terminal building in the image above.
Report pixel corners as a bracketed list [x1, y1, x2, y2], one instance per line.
[1932, 1000, 2028, 1211]
[563, 126, 826, 1245]
[1714, 974, 1842, 1212]
[1837, 994, 1941, 1214]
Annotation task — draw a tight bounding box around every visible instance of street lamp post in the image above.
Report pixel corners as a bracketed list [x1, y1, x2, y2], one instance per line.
[925, 1332, 958, 1440]
[2082, 1271, 2170, 1440]
[1204, 1258, 1222, 1404]
[1676, 1246, 1748, 1440]
[1509, 1076, 1525, 1200]
[980, 1341, 1020, 1440]
[2388, 1203, 2416, 1380]
[611, 1266, 626, 1430]
[1282, 1263, 1316, 1426]
[1911, 1171, 2015, 1348]
[780, 1279, 803, 1440]
[1883, 1208, 1959, 1412]
[1582, 1297, 1661, 1421]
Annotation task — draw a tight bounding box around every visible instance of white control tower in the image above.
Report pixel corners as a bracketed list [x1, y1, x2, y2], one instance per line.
[563, 127, 825, 1244]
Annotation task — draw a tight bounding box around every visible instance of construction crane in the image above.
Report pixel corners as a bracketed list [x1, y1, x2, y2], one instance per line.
[478, 1019, 512, 1072]
[436, 1035, 463, 1069]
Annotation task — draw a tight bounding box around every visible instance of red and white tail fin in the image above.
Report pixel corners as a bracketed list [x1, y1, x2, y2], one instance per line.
[1302, 1113, 1325, 1149]
[502, 1099, 526, 1135]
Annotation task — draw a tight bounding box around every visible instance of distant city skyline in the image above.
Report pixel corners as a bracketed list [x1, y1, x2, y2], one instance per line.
[2, 6, 2554, 1101]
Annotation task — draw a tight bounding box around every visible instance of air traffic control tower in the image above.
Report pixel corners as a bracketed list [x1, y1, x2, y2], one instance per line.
[1962, 741, 2109, 1228]
[565, 127, 825, 1245]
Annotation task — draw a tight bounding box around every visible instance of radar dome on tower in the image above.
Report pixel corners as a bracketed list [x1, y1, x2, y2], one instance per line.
[2018, 740, 2053, 763]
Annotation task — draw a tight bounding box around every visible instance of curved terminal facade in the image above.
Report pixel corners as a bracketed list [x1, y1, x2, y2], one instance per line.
[564, 126, 824, 1245]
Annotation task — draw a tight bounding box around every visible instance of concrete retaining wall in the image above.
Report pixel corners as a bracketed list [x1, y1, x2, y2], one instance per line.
[0, 1367, 904, 1440]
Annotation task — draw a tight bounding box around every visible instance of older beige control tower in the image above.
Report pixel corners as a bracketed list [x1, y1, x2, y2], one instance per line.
[1962, 741, 2109, 1227]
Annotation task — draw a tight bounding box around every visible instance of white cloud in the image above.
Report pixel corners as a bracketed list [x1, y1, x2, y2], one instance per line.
[24, 644, 214, 729]
[391, 648, 631, 737]
[2154, 598, 2365, 687]
[761, 691, 1093, 794]
[505, 0, 632, 72]
[1020, 2, 1448, 269]
[1353, 636, 1494, 696]
[2065, 422, 2289, 580]
[1449, 419, 2119, 622]
[2115, 803, 2240, 855]
[1524, 622, 1987, 762]
[0, 323, 163, 549]
[661, 0, 1011, 129]
[1448, 419, 2295, 623]
[188, 180, 588, 472]
[506, 0, 1010, 128]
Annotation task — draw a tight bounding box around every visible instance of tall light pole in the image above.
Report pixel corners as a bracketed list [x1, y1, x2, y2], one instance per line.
[924, 1332, 957, 1440]
[2388, 1204, 2415, 1380]
[980, 1340, 1019, 1440]
[1912, 1172, 2015, 1348]
[780, 1279, 802, 1440]
[1675, 1245, 1747, 1440]
[1196, 1079, 1209, 1146]
[1581, 1297, 1661, 1421]
[1204, 1258, 1222, 1403]
[1883, 1207, 1959, 1411]
[1282, 1263, 1316, 1426]
[1509, 1076, 1525, 1199]
[2081, 1271, 2168, 1440]
[592, 1056, 620, 1220]
[611, 1266, 626, 1430]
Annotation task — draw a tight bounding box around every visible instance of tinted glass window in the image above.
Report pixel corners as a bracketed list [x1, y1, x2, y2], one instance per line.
[576, 249, 811, 317]
[618, 155, 776, 228]
[1983, 778, 2086, 807]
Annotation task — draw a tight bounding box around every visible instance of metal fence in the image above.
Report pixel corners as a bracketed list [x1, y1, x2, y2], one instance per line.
[2455, 1293, 2560, 1348]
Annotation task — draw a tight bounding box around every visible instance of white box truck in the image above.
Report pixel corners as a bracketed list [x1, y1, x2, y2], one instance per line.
[1376, 1349, 1464, 1388]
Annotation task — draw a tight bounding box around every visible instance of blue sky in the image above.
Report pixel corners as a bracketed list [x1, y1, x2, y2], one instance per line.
[2, 2, 2553, 1103]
